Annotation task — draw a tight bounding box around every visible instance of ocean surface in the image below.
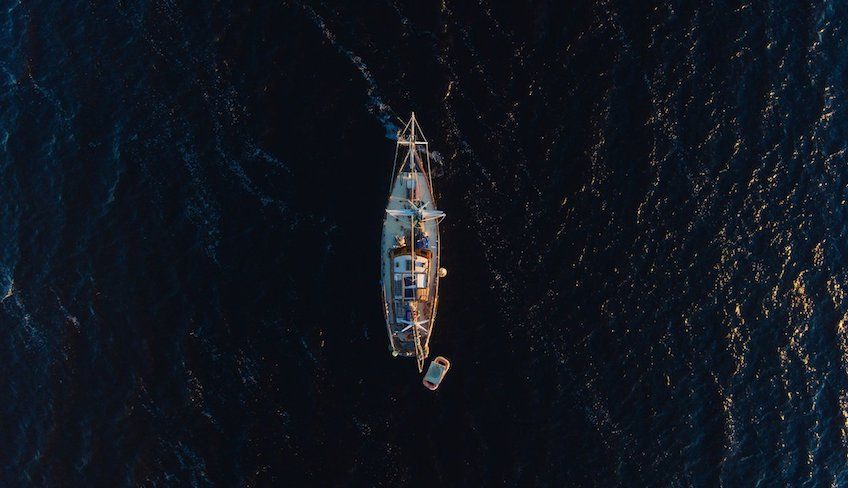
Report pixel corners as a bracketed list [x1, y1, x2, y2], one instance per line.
[2, 0, 848, 485]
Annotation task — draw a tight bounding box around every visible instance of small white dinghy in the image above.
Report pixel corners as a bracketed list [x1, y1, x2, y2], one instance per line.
[423, 356, 450, 390]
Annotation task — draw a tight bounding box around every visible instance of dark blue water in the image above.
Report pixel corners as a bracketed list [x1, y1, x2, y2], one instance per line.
[3, 0, 848, 485]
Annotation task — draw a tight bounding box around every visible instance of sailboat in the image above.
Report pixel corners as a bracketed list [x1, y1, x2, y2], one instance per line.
[380, 113, 446, 372]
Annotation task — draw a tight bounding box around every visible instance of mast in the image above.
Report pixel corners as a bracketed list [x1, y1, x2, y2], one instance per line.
[408, 113, 425, 372]
[409, 112, 416, 271]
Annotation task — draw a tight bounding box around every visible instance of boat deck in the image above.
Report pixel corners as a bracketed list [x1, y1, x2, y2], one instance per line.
[380, 170, 441, 357]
